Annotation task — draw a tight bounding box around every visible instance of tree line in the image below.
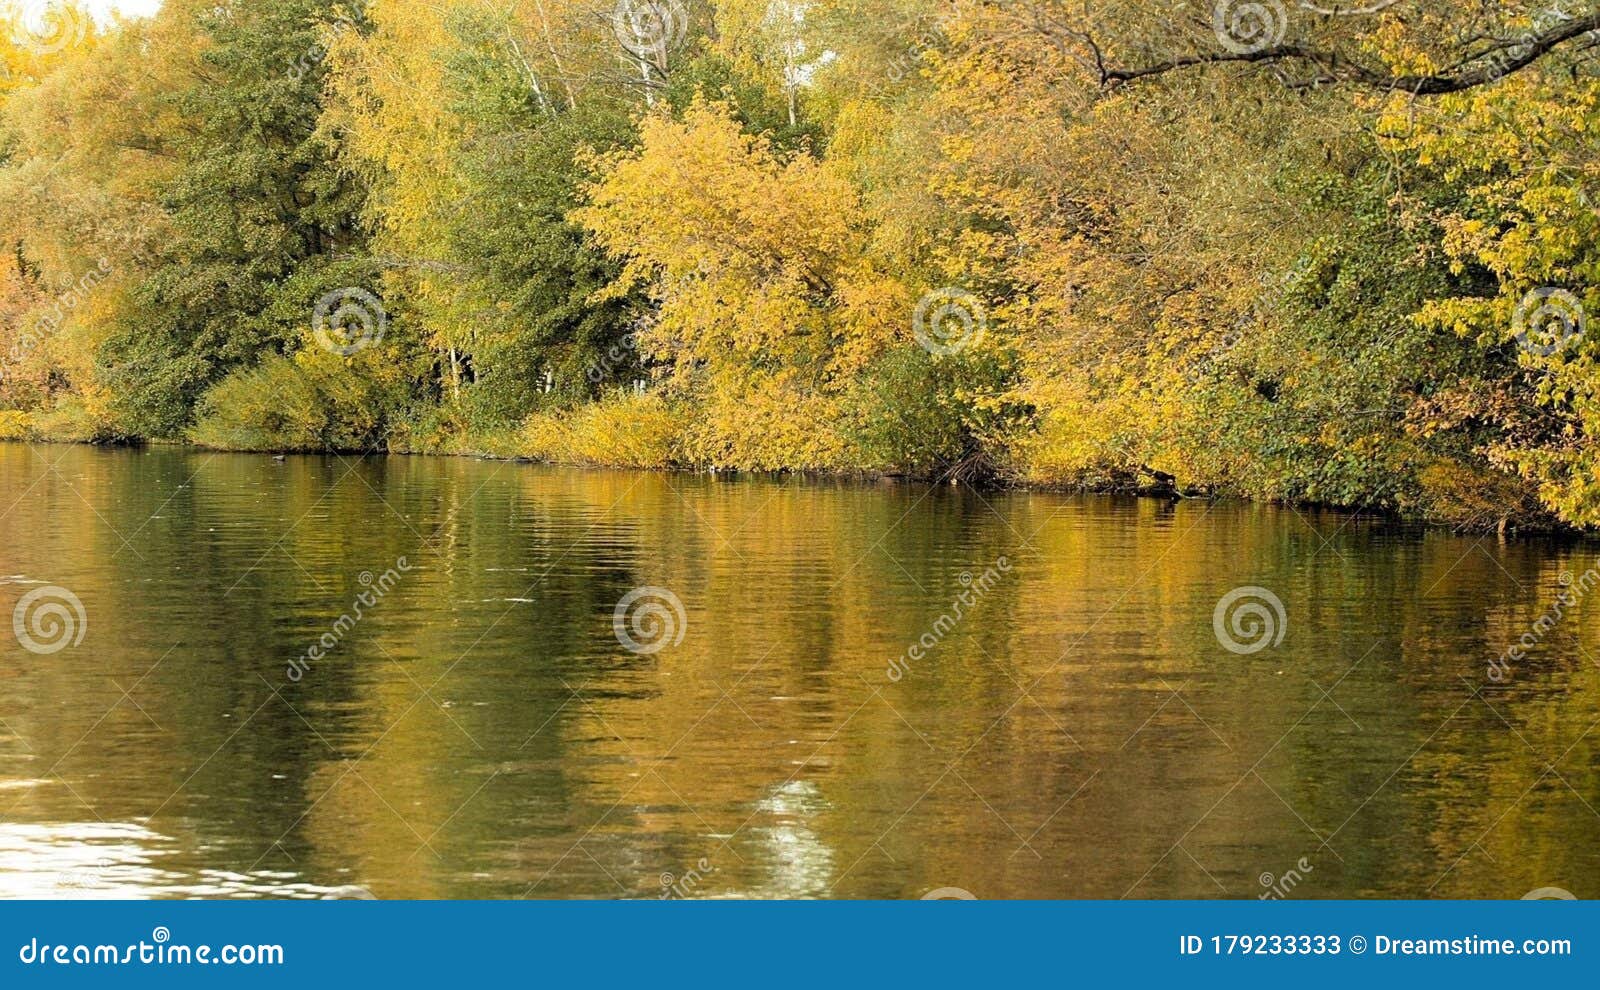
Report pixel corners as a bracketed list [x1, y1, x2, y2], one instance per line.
[2, 0, 1598, 531]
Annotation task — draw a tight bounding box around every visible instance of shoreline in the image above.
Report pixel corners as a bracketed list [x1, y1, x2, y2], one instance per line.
[3, 436, 1585, 540]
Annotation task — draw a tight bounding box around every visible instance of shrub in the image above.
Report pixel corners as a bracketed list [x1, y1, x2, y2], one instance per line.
[520, 391, 681, 468]
[0, 410, 35, 441]
[29, 398, 122, 444]
[189, 348, 406, 452]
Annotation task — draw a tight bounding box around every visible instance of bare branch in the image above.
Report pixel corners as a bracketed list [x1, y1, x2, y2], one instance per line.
[1100, 11, 1600, 95]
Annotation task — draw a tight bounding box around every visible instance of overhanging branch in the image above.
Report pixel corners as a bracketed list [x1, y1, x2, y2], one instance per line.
[1101, 11, 1600, 95]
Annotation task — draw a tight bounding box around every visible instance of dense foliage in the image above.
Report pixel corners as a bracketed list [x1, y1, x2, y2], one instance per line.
[2, 1, 1599, 530]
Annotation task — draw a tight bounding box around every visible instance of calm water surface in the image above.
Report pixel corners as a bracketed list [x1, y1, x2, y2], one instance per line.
[1, 443, 1598, 900]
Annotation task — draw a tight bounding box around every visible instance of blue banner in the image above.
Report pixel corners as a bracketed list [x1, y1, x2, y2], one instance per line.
[1, 900, 1592, 987]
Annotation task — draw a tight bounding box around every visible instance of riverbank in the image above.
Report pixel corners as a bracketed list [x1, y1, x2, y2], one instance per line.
[0, 429, 1578, 539]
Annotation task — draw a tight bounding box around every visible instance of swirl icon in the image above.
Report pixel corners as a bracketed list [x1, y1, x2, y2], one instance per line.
[1213, 586, 1287, 655]
[611, 0, 687, 61]
[914, 288, 987, 356]
[12, 585, 87, 655]
[613, 586, 687, 655]
[8, 1, 90, 55]
[151, 926, 171, 944]
[313, 287, 387, 356]
[1514, 287, 1586, 357]
[1212, 0, 1289, 55]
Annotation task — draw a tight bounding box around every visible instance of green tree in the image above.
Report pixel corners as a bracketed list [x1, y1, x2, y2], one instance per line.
[97, 0, 371, 437]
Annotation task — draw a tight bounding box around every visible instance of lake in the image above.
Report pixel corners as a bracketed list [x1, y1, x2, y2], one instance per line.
[1, 443, 1597, 899]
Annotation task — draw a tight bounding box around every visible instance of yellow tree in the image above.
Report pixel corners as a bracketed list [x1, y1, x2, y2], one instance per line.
[324, 0, 476, 396]
[2, 1, 96, 93]
[1401, 70, 1600, 525]
[575, 98, 913, 468]
[325, 0, 640, 409]
[0, 1, 148, 430]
